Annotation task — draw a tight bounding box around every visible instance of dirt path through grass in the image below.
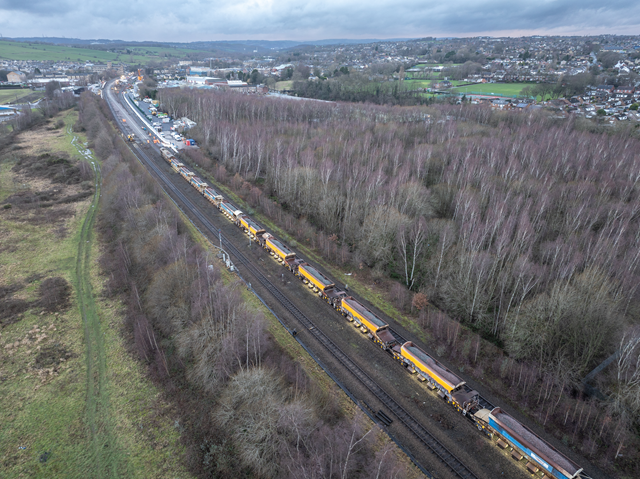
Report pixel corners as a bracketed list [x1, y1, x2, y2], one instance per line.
[1, 111, 189, 478]
[73, 145, 128, 477]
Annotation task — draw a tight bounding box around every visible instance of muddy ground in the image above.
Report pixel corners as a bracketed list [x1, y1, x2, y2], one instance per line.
[1, 120, 93, 328]
[1, 118, 94, 228]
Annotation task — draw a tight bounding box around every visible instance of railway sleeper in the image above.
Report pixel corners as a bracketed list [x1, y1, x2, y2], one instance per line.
[375, 410, 393, 426]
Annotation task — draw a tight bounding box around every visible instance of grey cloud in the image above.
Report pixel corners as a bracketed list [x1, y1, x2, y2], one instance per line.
[1, 0, 639, 41]
[420, 0, 639, 33]
[0, 0, 74, 15]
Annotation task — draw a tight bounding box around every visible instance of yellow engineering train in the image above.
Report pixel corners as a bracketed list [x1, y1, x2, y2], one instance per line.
[155, 144, 591, 479]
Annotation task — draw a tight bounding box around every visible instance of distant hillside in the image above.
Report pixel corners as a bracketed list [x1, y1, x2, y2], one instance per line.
[6, 37, 416, 54]
[0, 39, 203, 64]
[175, 38, 414, 51]
[7, 37, 126, 45]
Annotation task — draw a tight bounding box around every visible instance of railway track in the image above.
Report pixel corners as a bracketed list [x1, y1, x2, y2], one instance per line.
[105, 88, 479, 479]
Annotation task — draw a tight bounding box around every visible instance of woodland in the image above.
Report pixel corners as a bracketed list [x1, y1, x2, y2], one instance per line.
[158, 87, 640, 474]
[289, 75, 433, 106]
[76, 93, 418, 478]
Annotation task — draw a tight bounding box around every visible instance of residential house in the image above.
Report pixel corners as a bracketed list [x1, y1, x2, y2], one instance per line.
[596, 85, 615, 93]
[615, 86, 635, 95]
[7, 71, 27, 83]
[491, 98, 511, 109]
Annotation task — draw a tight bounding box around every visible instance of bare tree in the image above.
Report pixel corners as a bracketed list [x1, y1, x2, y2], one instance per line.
[611, 329, 640, 419]
[397, 216, 428, 290]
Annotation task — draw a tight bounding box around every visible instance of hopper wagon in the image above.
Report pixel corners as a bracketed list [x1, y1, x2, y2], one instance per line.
[399, 342, 479, 413]
[339, 297, 396, 349]
[179, 167, 195, 181]
[297, 262, 333, 292]
[160, 148, 175, 162]
[171, 161, 184, 173]
[296, 263, 346, 306]
[473, 408, 586, 479]
[260, 233, 297, 268]
[237, 215, 266, 239]
[190, 176, 208, 193]
[218, 200, 238, 219]
[204, 187, 223, 205]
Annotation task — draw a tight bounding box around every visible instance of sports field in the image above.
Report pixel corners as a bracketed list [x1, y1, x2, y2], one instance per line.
[451, 82, 532, 97]
[404, 72, 440, 80]
[0, 41, 200, 64]
[0, 89, 38, 104]
[412, 63, 445, 69]
[404, 79, 468, 89]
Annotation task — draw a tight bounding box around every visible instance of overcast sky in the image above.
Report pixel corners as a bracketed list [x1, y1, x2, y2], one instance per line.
[1, 0, 639, 42]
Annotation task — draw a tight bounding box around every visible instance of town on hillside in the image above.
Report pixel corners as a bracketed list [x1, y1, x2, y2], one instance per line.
[2, 35, 639, 122]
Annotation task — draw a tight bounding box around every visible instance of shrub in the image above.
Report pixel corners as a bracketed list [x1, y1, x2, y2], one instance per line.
[38, 276, 71, 313]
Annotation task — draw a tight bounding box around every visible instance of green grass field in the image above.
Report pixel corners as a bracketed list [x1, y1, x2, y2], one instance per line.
[404, 72, 441, 80]
[411, 63, 445, 69]
[0, 89, 41, 104]
[403, 79, 467, 89]
[275, 80, 294, 90]
[0, 40, 200, 64]
[451, 82, 532, 97]
[0, 110, 191, 478]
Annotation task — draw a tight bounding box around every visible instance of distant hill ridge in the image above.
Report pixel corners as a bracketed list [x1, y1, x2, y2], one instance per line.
[5, 37, 415, 52]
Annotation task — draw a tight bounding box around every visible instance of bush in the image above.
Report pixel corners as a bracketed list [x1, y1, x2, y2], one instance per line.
[38, 276, 71, 312]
